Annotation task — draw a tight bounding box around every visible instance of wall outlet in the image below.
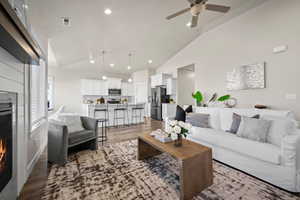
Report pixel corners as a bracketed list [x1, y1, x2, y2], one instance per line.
[285, 93, 297, 100]
[273, 45, 288, 54]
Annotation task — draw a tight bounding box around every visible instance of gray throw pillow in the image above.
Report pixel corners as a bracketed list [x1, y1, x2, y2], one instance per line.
[186, 113, 210, 128]
[237, 116, 271, 143]
[228, 113, 260, 134]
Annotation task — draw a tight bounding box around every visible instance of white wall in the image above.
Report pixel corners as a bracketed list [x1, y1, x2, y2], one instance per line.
[157, 0, 300, 119]
[49, 67, 129, 114]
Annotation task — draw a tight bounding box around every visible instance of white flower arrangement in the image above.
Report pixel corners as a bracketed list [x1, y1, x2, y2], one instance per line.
[166, 120, 192, 138]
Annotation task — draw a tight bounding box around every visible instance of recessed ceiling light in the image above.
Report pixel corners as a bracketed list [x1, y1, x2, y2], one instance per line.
[23, 4, 29, 9]
[186, 22, 192, 27]
[148, 60, 153, 64]
[127, 66, 131, 70]
[128, 78, 132, 83]
[102, 76, 107, 80]
[104, 8, 112, 15]
[90, 60, 95, 64]
[110, 63, 115, 67]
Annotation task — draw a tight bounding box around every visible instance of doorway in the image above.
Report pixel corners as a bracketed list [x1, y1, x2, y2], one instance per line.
[177, 65, 195, 106]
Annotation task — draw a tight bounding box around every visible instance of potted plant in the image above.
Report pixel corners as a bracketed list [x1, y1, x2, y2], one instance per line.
[166, 120, 192, 147]
[192, 91, 203, 107]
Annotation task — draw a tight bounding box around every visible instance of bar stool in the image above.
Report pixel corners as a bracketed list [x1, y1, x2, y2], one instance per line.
[96, 119, 107, 145]
[113, 104, 129, 127]
[94, 105, 109, 132]
[131, 103, 145, 125]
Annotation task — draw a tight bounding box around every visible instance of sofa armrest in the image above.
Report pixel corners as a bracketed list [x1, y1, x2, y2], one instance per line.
[48, 122, 69, 165]
[281, 133, 300, 169]
[81, 116, 98, 137]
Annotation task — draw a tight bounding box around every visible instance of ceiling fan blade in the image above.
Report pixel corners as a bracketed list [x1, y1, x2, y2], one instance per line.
[166, 8, 190, 20]
[191, 15, 198, 28]
[205, 4, 230, 13]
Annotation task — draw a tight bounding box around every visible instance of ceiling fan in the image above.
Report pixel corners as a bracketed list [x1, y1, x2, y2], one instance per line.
[166, 0, 231, 28]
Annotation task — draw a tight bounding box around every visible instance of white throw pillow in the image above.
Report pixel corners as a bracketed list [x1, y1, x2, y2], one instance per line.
[237, 117, 271, 143]
[56, 115, 85, 133]
[262, 115, 297, 147]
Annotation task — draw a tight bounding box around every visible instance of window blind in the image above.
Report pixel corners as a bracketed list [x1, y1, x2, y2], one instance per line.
[31, 59, 46, 124]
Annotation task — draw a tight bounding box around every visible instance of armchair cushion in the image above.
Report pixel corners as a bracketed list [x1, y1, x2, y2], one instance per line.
[50, 115, 85, 133]
[68, 130, 95, 146]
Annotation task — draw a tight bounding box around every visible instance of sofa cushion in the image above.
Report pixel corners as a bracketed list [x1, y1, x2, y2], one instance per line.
[262, 115, 297, 147]
[68, 130, 95, 145]
[57, 115, 85, 133]
[194, 107, 220, 130]
[219, 108, 295, 132]
[185, 105, 193, 113]
[175, 105, 186, 122]
[186, 113, 210, 128]
[228, 113, 260, 134]
[189, 127, 281, 165]
[237, 117, 271, 143]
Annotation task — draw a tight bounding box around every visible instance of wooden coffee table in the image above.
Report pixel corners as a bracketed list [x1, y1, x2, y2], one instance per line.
[138, 133, 213, 200]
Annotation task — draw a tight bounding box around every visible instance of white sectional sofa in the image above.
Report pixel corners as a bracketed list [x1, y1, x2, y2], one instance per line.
[166, 107, 300, 192]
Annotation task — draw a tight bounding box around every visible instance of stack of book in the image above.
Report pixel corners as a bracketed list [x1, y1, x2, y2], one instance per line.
[150, 129, 173, 143]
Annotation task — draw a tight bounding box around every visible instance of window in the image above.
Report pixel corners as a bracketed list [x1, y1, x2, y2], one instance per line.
[30, 59, 46, 125]
[48, 76, 54, 111]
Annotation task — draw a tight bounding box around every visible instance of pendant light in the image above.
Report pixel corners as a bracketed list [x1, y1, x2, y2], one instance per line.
[127, 53, 132, 70]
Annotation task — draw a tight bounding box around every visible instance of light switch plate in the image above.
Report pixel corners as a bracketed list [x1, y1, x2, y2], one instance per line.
[273, 45, 288, 54]
[285, 94, 297, 100]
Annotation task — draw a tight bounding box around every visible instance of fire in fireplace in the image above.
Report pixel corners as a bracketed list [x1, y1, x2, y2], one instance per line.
[0, 102, 13, 193]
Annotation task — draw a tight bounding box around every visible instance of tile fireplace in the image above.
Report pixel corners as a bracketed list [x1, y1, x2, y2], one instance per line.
[0, 92, 17, 200]
[0, 102, 13, 193]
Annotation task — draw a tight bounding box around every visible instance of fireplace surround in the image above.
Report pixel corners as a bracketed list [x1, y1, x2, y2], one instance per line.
[0, 91, 17, 200]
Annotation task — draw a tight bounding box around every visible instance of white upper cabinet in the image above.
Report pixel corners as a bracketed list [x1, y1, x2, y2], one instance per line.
[81, 79, 108, 96]
[151, 73, 172, 88]
[107, 78, 122, 89]
[166, 78, 177, 95]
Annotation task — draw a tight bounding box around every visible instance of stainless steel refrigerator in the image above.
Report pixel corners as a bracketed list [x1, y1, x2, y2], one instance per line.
[151, 87, 169, 121]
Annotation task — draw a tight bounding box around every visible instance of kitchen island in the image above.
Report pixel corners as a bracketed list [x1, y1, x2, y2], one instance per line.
[86, 103, 146, 126]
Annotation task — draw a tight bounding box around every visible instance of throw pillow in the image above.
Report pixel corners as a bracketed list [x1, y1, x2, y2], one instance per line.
[228, 113, 260, 134]
[237, 116, 271, 143]
[262, 115, 297, 147]
[185, 105, 193, 113]
[186, 113, 210, 128]
[175, 105, 186, 122]
[56, 115, 85, 133]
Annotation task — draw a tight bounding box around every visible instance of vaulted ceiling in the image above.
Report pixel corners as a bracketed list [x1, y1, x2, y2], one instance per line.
[27, 0, 267, 74]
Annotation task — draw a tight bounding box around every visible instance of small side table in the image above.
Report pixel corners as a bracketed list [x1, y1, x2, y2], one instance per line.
[97, 118, 108, 145]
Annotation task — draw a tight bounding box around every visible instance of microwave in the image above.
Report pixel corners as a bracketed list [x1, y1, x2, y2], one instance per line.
[108, 89, 122, 96]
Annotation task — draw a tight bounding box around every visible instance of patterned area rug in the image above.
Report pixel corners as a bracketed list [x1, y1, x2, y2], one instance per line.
[42, 140, 299, 200]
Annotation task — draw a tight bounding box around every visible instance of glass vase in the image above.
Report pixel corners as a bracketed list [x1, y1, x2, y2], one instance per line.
[174, 134, 183, 147]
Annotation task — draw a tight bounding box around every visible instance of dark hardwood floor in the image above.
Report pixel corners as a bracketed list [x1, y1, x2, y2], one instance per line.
[19, 118, 163, 200]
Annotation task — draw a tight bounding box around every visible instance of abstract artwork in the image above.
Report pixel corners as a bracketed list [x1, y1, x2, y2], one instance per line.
[227, 62, 265, 91]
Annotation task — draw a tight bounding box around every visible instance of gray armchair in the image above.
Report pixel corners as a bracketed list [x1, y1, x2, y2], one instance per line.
[48, 116, 98, 165]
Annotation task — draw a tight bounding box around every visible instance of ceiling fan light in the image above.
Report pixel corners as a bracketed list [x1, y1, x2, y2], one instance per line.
[104, 8, 112, 15]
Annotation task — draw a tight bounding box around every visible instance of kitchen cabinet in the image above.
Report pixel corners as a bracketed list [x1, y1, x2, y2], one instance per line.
[166, 78, 177, 95]
[107, 78, 122, 89]
[81, 79, 108, 96]
[121, 83, 134, 96]
[151, 73, 172, 88]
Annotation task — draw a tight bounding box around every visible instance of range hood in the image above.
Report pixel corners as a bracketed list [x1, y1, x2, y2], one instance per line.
[0, 0, 43, 64]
